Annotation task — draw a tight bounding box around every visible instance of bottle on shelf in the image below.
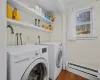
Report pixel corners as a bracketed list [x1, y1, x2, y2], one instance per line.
[35, 19, 38, 26]
[42, 24, 47, 29]
[7, 2, 13, 19]
[50, 15, 55, 22]
[12, 8, 20, 21]
[45, 13, 50, 20]
[49, 25, 53, 31]
[35, 19, 41, 27]
[42, 24, 53, 31]
[38, 19, 40, 27]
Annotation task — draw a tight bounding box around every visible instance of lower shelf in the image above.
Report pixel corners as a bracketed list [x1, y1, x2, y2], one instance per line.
[7, 18, 52, 33]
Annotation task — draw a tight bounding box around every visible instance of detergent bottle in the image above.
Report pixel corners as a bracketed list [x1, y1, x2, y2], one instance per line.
[7, 2, 13, 19]
[13, 8, 20, 21]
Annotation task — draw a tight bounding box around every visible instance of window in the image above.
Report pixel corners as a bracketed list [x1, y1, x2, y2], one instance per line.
[75, 8, 93, 38]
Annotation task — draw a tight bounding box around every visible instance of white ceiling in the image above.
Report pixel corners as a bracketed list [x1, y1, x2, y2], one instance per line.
[18, 0, 93, 13]
[59, 0, 95, 8]
[65, 0, 84, 5]
[18, 0, 60, 13]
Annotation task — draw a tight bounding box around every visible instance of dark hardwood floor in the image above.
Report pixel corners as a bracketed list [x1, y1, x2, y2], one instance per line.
[56, 70, 88, 80]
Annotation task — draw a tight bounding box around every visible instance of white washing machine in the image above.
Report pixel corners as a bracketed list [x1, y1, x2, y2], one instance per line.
[41, 42, 63, 80]
[7, 44, 49, 80]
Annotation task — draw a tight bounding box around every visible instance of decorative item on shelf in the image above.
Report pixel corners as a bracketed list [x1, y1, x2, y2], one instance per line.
[46, 26, 49, 30]
[50, 15, 55, 22]
[7, 2, 13, 19]
[34, 5, 40, 13]
[12, 8, 20, 21]
[42, 24, 48, 29]
[42, 24, 53, 31]
[48, 25, 51, 30]
[45, 13, 50, 20]
[34, 5, 43, 15]
[49, 25, 53, 30]
[42, 12, 45, 17]
[39, 7, 42, 15]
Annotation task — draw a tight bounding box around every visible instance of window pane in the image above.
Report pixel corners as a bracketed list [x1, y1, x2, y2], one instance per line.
[76, 24, 91, 35]
[76, 11, 90, 23]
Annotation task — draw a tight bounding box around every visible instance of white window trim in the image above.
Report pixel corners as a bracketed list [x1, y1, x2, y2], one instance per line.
[73, 5, 97, 40]
[76, 22, 92, 25]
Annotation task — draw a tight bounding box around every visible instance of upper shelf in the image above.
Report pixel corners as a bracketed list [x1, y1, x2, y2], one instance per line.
[8, 0, 52, 24]
[7, 18, 52, 33]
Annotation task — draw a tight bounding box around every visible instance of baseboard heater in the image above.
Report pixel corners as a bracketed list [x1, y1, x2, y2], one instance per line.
[68, 63, 99, 79]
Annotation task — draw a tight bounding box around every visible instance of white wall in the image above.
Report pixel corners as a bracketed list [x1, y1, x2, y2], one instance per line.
[0, 0, 6, 80]
[67, 0, 100, 70]
[51, 12, 62, 42]
[7, 7, 51, 46]
[7, 5, 62, 46]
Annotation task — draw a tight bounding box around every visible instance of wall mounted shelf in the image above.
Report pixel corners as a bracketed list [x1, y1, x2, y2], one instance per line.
[8, 0, 52, 24]
[7, 18, 52, 33]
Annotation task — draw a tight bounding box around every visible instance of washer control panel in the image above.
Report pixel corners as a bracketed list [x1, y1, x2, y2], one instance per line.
[42, 48, 47, 53]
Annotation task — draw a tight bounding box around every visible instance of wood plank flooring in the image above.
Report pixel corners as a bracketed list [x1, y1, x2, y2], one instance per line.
[56, 70, 88, 80]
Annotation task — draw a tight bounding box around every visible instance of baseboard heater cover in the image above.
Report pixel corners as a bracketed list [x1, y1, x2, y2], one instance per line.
[68, 63, 100, 80]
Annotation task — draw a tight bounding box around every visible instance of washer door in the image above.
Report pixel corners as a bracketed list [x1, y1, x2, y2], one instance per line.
[56, 49, 63, 68]
[21, 58, 48, 80]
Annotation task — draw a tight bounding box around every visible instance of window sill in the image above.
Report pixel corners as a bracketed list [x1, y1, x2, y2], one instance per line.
[68, 36, 97, 41]
[76, 36, 97, 40]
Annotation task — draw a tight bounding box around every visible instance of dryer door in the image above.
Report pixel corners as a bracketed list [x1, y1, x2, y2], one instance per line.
[56, 48, 63, 68]
[21, 58, 48, 80]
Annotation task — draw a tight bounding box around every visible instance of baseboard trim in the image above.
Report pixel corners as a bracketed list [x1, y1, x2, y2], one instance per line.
[67, 62, 99, 80]
[69, 67, 97, 77]
[69, 63, 98, 73]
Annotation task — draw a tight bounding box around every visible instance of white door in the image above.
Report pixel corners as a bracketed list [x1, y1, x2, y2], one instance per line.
[22, 58, 48, 80]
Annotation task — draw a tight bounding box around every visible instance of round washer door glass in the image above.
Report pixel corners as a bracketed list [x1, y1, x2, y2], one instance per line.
[21, 59, 48, 80]
[56, 49, 62, 68]
[27, 63, 47, 80]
